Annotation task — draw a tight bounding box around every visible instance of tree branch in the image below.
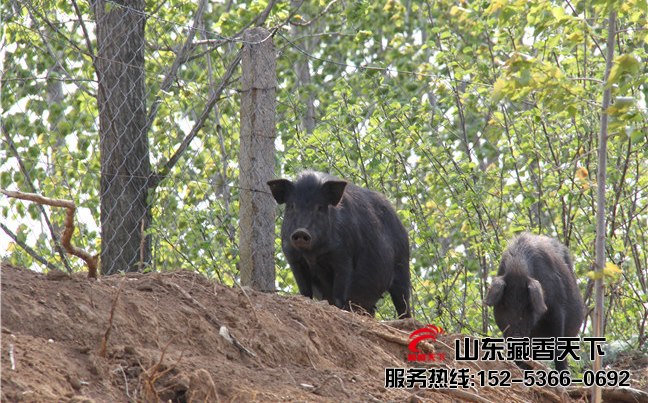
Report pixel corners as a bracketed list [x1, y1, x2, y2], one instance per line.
[0, 189, 99, 278]
[21, 5, 95, 97]
[71, 0, 95, 59]
[145, 0, 280, 161]
[149, 49, 243, 190]
[23, 1, 92, 60]
[290, 0, 338, 27]
[2, 125, 73, 272]
[144, 0, 208, 137]
[251, 0, 279, 27]
[0, 223, 61, 272]
[184, 0, 281, 64]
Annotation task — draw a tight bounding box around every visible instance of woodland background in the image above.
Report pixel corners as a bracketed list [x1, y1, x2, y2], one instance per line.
[1, 0, 647, 361]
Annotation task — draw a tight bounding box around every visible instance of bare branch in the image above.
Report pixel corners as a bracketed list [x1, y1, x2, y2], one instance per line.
[180, 0, 280, 66]
[2, 126, 73, 272]
[568, 77, 605, 84]
[144, 0, 209, 136]
[147, 0, 284, 189]
[149, 49, 243, 189]
[200, 12, 235, 250]
[252, 0, 279, 27]
[564, 0, 605, 59]
[19, 6, 95, 96]
[213, 0, 279, 47]
[290, 0, 339, 27]
[23, 1, 92, 60]
[71, 0, 95, 59]
[0, 223, 61, 272]
[0, 189, 99, 278]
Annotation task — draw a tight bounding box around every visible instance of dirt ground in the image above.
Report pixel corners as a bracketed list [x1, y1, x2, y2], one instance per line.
[1, 264, 647, 402]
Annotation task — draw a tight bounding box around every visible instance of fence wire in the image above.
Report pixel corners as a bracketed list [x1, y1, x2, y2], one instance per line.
[1, 0, 647, 357]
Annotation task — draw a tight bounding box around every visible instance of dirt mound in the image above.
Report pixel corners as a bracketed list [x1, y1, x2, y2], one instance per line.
[1, 264, 645, 402]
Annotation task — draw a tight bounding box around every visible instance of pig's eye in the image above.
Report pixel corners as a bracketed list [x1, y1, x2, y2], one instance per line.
[316, 204, 327, 213]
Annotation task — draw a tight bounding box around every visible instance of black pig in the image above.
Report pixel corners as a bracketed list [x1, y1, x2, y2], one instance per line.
[485, 233, 585, 371]
[267, 171, 411, 318]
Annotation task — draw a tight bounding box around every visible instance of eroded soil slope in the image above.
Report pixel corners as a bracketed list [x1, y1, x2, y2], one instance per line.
[1, 264, 646, 402]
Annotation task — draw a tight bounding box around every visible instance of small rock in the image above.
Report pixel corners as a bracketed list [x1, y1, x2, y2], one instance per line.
[66, 374, 82, 391]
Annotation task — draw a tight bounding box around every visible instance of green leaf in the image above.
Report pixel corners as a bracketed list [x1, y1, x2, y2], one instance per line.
[607, 54, 641, 87]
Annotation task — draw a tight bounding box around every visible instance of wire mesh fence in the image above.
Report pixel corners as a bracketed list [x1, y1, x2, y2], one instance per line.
[2, 0, 647, 356]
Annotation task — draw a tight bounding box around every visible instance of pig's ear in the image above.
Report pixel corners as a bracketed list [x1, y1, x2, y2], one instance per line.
[267, 179, 293, 204]
[484, 276, 506, 306]
[528, 279, 547, 316]
[322, 180, 347, 206]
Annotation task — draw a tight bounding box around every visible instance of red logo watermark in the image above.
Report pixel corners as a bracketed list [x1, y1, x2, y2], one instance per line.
[408, 325, 446, 362]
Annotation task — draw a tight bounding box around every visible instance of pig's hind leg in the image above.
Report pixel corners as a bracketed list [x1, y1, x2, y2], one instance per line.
[388, 274, 411, 318]
[533, 309, 570, 371]
[553, 312, 570, 371]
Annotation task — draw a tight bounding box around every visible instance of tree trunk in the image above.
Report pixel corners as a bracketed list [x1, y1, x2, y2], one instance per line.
[94, 0, 151, 274]
[290, 0, 315, 134]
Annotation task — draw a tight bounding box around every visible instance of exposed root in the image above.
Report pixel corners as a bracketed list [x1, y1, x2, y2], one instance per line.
[380, 317, 424, 332]
[365, 324, 437, 354]
[99, 280, 124, 357]
[138, 337, 184, 402]
[188, 368, 220, 402]
[113, 365, 130, 398]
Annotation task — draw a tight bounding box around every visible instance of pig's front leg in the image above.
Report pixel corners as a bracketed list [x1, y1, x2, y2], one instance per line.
[331, 256, 353, 310]
[286, 254, 313, 298]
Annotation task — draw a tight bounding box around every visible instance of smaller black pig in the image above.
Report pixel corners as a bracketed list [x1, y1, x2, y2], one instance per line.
[267, 171, 411, 318]
[485, 233, 584, 371]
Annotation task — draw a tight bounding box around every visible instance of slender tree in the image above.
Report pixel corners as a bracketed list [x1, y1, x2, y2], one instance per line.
[592, 8, 616, 403]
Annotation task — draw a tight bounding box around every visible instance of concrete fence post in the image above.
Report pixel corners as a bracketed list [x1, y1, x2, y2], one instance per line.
[239, 27, 276, 291]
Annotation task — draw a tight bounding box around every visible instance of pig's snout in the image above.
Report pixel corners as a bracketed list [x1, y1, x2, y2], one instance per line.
[291, 228, 312, 250]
